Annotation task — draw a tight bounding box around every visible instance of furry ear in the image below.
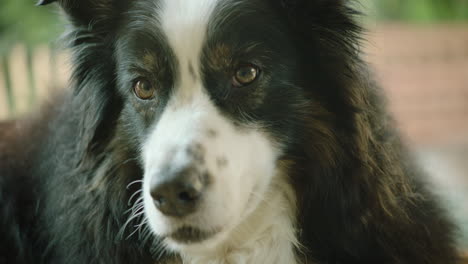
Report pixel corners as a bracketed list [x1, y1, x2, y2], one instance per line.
[37, 0, 124, 158]
[36, 0, 55, 5]
[277, 0, 344, 10]
[274, 0, 354, 21]
[37, 0, 125, 31]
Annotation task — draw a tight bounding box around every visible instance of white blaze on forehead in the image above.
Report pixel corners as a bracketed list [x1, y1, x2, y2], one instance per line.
[158, 0, 220, 100]
[141, 2, 298, 261]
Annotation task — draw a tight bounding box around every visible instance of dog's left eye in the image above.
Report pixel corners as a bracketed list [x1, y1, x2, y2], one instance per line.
[133, 79, 155, 100]
[233, 65, 259, 87]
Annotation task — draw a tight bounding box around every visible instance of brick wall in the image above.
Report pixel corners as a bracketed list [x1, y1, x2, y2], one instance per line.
[364, 24, 468, 146]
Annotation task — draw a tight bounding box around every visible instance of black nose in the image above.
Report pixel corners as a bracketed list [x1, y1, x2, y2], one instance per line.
[150, 166, 205, 217]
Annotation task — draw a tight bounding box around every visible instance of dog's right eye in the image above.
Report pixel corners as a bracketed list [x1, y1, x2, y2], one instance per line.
[232, 65, 259, 87]
[133, 79, 155, 100]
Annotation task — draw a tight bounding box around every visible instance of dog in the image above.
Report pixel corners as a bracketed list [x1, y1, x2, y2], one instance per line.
[0, 0, 461, 263]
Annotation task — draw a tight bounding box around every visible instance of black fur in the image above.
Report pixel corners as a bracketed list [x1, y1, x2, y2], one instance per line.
[1, 0, 460, 263]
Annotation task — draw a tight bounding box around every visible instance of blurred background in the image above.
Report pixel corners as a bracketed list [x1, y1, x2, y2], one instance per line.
[1, 0, 467, 254]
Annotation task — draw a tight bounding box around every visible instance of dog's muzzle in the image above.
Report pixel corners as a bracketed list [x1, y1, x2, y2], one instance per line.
[149, 145, 209, 218]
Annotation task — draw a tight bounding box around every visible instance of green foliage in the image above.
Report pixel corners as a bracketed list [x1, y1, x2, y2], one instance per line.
[0, 0, 62, 52]
[0, 0, 467, 53]
[372, 0, 468, 22]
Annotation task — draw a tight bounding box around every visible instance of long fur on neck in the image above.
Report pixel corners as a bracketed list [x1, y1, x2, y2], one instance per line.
[176, 167, 299, 264]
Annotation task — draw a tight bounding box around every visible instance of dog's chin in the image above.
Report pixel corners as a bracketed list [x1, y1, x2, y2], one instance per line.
[166, 226, 220, 244]
[163, 225, 225, 251]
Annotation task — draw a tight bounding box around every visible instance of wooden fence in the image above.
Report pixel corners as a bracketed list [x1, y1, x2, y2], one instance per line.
[0, 44, 69, 120]
[1, 24, 468, 146]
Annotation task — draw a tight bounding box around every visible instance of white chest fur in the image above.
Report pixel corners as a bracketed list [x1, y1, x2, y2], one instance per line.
[176, 176, 300, 264]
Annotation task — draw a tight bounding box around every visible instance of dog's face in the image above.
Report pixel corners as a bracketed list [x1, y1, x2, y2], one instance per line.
[114, 0, 303, 251]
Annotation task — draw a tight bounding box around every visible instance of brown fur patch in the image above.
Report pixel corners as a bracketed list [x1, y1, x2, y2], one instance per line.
[206, 43, 233, 72]
[143, 52, 157, 68]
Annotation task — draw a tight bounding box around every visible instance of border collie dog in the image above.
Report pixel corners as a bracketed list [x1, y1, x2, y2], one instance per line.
[0, 0, 460, 263]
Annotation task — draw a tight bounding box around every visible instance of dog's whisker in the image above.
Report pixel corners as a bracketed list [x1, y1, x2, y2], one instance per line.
[128, 190, 143, 206]
[126, 179, 144, 189]
[119, 210, 146, 240]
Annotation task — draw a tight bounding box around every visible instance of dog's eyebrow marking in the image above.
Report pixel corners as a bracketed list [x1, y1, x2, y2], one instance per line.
[143, 52, 157, 68]
[207, 43, 233, 71]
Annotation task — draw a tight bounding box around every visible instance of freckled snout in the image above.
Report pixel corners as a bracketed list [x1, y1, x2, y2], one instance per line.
[150, 145, 209, 218]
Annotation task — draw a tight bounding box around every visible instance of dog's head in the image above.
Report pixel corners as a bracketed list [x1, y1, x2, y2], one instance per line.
[39, 0, 361, 254]
[118, 0, 301, 251]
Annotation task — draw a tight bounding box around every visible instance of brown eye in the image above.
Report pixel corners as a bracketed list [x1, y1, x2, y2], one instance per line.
[133, 79, 155, 100]
[233, 65, 259, 87]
